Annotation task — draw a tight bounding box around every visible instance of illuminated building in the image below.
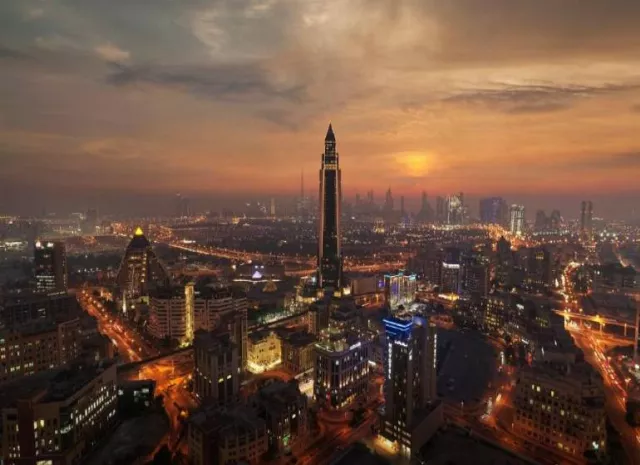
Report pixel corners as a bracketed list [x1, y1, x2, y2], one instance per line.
[317, 124, 343, 290]
[381, 317, 441, 458]
[592, 263, 637, 293]
[509, 204, 525, 236]
[0, 317, 80, 385]
[193, 331, 240, 405]
[115, 227, 169, 299]
[479, 197, 508, 225]
[247, 330, 281, 374]
[34, 240, 67, 293]
[445, 192, 466, 225]
[384, 271, 417, 310]
[0, 361, 118, 464]
[235, 262, 285, 283]
[526, 247, 552, 289]
[483, 294, 510, 333]
[513, 365, 606, 459]
[495, 236, 513, 286]
[148, 284, 195, 344]
[280, 330, 316, 377]
[188, 404, 268, 465]
[251, 380, 308, 454]
[313, 330, 372, 410]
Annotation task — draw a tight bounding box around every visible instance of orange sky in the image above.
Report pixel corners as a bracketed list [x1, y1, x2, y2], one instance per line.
[1, 0, 640, 204]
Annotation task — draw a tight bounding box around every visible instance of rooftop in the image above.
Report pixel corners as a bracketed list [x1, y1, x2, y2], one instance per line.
[190, 404, 266, 440]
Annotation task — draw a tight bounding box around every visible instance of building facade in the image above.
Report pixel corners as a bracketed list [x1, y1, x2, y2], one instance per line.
[513, 366, 606, 459]
[34, 241, 67, 293]
[247, 330, 281, 374]
[193, 331, 240, 405]
[313, 332, 371, 410]
[509, 205, 526, 236]
[280, 331, 316, 377]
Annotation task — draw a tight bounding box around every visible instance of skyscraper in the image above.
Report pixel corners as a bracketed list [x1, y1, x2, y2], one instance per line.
[435, 196, 446, 223]
[382, 316, 438, 457]
[317, 124, 342, 290]
[580, 201, 593, 239]
[509, 205, 525, 236]
[34, 240, 67, 292]
[416, 191, 434, 224]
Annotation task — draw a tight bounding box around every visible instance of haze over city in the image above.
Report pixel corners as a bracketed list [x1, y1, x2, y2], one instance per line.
[1, 0, 640, 218]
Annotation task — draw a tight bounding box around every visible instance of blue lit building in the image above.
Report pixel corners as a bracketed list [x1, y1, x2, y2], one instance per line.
[382, 317, 440, 458]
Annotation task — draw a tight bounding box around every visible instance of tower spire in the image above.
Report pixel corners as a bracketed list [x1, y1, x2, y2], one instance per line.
[325, 123, 335, 142]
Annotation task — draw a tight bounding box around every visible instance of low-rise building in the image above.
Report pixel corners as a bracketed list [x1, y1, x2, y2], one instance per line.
[280, 331, 316, 377]
[188, 404, 268, 465]
[247, 330, 281, 374]
[0, 361, 118, 464]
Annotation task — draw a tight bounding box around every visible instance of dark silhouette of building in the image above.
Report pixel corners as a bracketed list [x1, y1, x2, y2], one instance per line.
[435, 196, 446, 224]
[115, 227, 168, 299]
[479, 197, 508, 225]
[317, 124, 342, 290]
[580, 201, 593, 240]
[416, 191, 434, 224]
[34, 240, 67, 293]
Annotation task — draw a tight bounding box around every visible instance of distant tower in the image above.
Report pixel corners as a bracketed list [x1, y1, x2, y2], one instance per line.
[270, 198, 276, 217]
[317, 124, 342, 290]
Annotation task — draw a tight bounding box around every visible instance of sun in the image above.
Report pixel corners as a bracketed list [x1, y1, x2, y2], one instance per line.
[394, 151, 432, 178]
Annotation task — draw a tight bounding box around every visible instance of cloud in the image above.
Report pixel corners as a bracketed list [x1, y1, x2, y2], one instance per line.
[26, 8, 44, 20]
[572, 151, 640, 170]
[0, 45, 31, 61]
[105, 62, 307, 103]
[94, 43, 130, 63]
[443, 82, 640, 113]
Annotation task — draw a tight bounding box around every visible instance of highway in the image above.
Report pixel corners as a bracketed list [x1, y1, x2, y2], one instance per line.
[561, 264, 640, 462]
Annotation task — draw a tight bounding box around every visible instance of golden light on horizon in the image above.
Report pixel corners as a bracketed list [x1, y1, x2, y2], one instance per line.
[394, 151, 433, 178]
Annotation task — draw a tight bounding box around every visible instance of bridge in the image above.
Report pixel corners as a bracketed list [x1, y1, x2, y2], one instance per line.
[554, 310, 636, 327]
[117, 346, 193, 373]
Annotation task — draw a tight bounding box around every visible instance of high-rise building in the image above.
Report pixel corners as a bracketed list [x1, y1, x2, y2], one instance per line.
[435, 196, 446, 223]
[479, 197, 508, 225]
[580, 200, 593, 239]
[509, 204, 525, 236]
[416, 191, 434, 224]
[462, 259, 490, 298]
[34, 240, 67, 293]
[444, 193, 465, 225]
[549, 209, 562, 230]
[534, 210, 548, 231]
[440, 248, 462, 294]
[384, 271, 417, 310]
[148, 284, 194, 344]
[115, 227, 169, 299]
[82, 208, 98, 234]
[193, 331, 240, 405]
[381, 316, 440, 458]
[175, 193, 190, 218]
[526, 247, 552, 289]
[317, 124, 342, 290]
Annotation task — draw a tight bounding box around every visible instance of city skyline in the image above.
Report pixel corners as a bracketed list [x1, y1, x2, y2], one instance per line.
[1, 0, 640, 217]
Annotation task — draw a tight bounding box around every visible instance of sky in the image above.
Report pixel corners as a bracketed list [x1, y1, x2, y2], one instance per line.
[1, 0, 640, 217]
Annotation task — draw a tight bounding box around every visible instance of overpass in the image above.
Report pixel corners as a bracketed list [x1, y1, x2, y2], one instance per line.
[117, 346, 193, 373]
